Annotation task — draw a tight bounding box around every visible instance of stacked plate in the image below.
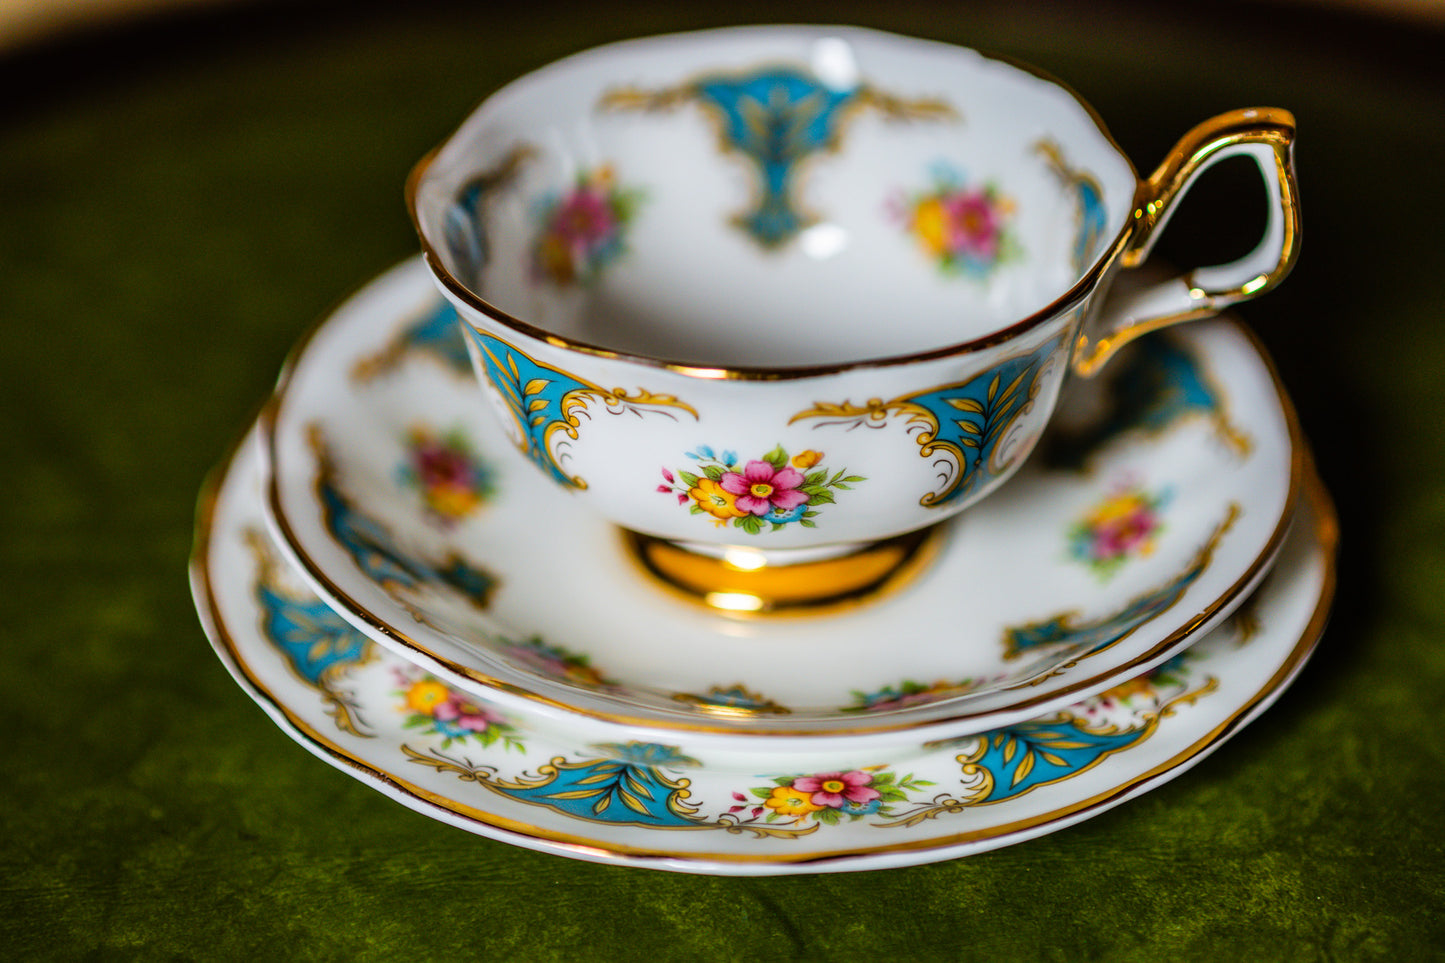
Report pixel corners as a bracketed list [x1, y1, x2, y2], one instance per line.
[190, 256, 1335, 875]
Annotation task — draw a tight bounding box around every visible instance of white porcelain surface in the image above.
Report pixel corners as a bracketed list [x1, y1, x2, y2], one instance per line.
[262, 258, 1299, 754]
[196, 426, 1335, 875]
[417, 27, 1132, 364]
[407, 26, 1299, 550]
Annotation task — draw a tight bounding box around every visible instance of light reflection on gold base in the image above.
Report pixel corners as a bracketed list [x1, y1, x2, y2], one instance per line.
[622, 526, 943, 616]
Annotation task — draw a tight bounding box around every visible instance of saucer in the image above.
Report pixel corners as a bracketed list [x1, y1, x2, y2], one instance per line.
[197, 426, 1335, 875]
[263, 258, 1300, 747]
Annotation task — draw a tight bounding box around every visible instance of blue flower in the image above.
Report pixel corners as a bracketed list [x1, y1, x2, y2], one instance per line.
[432, 718, 470, 740]
[686, 445, 716, 461]
[839, 798, 882, 816]
[766, 503, 808, 524]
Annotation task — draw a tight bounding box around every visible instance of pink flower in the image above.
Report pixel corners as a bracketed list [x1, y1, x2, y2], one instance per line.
[720, 460, 809, 516]
[792, 770, 880, 808]
[432, 695, 502, 732]
[945, 190, 1002, 260]
[551, 188, 616, 250]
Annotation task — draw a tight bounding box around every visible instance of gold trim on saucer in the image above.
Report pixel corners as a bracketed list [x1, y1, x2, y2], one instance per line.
[192, 431, 1338, 869]
[622, 525, 942, 616]
[257, 259, 1305, 738]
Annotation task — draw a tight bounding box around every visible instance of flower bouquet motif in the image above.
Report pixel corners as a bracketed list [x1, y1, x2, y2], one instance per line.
[396, 424, 496, 527]
[896, 161, 1021, 278]
[1067, 484, 1171, 579]
[530, 165, 643, 287]
[659, 445, 864, 535]
[731, 767, 934, 827]
[394, 668, 524, 752]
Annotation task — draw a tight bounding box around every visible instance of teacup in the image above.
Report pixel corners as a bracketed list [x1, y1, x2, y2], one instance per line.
[407, 25, 1299, 613]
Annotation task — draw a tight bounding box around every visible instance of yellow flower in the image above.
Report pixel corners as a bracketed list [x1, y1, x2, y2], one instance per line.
[426, 485, 480, 520]
[690, 477, 748, 525]
[1086, 492, 1149, 527]
[764, 785, 824, 818]
[537, 234, 576, 284]
[911, 197, 949, 256]
[405, 680, 450, 714]
[791, 449, 823, 469]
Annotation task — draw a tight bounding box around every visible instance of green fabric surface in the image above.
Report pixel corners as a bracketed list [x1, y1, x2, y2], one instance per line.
[2, 0, 1442, 957]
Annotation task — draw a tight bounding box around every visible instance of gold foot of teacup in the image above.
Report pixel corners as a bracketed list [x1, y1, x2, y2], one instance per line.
[622, 526, 943, 616]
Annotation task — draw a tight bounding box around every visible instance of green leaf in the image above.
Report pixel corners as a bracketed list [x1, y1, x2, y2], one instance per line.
[763, 444, 789, 469]
[815, 807, 842, 826]
[737, 515, 763, 534]
[678, 470, 700, 487]
[751, 787, 774, 799]
[804, 470, 829, 487]
[702, 464, 724, 481]
[800, 519, 816, 528]
[809, 489, 836, 505]
[689, 505, 702, 515]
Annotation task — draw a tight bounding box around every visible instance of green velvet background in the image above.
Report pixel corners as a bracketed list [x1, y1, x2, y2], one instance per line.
[2, 0, 1443, 957]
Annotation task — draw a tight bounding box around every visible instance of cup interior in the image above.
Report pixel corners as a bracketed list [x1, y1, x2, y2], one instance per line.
[412, 26, 1138, 368]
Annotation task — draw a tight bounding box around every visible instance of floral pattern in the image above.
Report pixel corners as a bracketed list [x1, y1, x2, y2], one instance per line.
[659, 445, 863, 534]
[897, 162, 1020, 278]
[498, 635, 613, 690]
[1067, 484, 1171, 578]
[846, 676, 995, 713]
[397, 425, 496, 526]
[313, 428, 498, 610]
[530, 165, 642, 286]
[672, 685, 791, 715]
[734, 768, 933, 826]
[394, 667, 524, 751]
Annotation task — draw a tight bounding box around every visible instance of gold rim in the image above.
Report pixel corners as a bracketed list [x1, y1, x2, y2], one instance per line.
[193, 436, 1338, 868]
[403, 26, 1141, 382]
[261, 265, 1305, 737]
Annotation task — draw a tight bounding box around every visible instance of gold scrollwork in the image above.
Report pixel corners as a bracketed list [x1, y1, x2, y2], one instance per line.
[245, 527, 377, 737]
[790, 339, 1058, 508]
[472, 329, 698, 489]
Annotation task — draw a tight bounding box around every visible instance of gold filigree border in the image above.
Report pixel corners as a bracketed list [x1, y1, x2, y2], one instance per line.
[193, 430, 1338, 866]
[258, 265, 1305, 737]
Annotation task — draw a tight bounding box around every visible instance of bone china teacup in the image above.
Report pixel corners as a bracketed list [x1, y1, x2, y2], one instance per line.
[407, 25, 1299, 614]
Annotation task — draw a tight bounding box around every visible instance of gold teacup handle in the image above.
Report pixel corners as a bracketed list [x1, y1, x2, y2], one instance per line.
[1072, 107, 1300, 376]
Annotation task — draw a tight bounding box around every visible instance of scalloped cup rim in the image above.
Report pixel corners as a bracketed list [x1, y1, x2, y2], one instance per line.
[405, 23, 1141, 379]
